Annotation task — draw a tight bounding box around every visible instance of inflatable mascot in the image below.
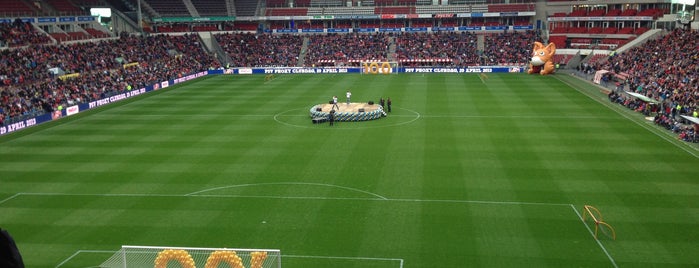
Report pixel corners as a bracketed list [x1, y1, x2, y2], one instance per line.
[528, 41, 556, 75]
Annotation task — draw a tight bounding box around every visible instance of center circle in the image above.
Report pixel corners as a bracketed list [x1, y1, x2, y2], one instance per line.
[273, 107, 421, 129]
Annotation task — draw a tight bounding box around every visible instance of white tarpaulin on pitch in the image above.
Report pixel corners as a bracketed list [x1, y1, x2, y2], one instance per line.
[625, 91, 661, 104]
[680, 115, 699, 125]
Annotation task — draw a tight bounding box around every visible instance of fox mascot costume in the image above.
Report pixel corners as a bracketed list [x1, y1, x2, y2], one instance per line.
[528, 41, 556, 75]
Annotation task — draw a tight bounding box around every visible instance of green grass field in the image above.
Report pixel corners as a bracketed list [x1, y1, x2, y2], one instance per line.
[1, 73, 697, 268]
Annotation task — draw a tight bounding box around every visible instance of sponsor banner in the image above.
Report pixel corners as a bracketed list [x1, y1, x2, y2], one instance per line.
[7, 18, 36, 23]
[500, 12, 518, 16]
[0, 114, 51, 136]
[77, 16, 96, 21]
[485, 26, 507, 30]
[87, 88, 148, 109]
[216, 66, 523, 75]
[0, 117, 36, 134]
[334, 15, 380, 19]
[379, 28, 402, 32]
[173, 71, 207, 84]
[275, 29, 299, 33]
[301, 28, 324, 33]
[312, 15, 334, 20]
[260, 67, 355, 74]
[381, 14, 396, 19]
[406, 27, 428, 32]
[327, 28, 350, 33]
[153, 16, 236, 22]
[432, 27, 456, 31]
[547, 16, 653, 21]
[161, 81, 169, 88]
[66, 105, 79, 116]
[434, 13, 455, 18]
[513, 25, 533, 30]
[403, 67, 522, 73]
[356, 28, 377, 33]
[38, 17, 57, 23]
[458, 26, 482, 31]
[59, 17, 76, 22]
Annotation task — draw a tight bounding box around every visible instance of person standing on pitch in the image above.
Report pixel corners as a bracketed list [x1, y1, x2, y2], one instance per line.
[328, 110, 335, 126]
[387, 97, 392, 112]
[379, 97, 385, 110]
[346, 90, 351, 105]
[332, 95, 339, 110]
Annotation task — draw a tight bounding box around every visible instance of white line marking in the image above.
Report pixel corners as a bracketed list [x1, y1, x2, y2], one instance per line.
[570, 204, 619, 268]
[555, 75, 699, 158]
[16, 192, 570, 207]
[186, 182, 388, 200]
[389, 197, 570, 206]
[56, 249, 404, 268]
[419, 114, 615, 119]
[283, 254, 404, 266]
[55, 250, 114, 268]
[0, 193, 21, 205]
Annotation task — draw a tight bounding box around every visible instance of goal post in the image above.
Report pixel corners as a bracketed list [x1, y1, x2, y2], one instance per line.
[361, 61, 399, 74]
[582, 205, 616, 240]
[99, 245, 281, 268]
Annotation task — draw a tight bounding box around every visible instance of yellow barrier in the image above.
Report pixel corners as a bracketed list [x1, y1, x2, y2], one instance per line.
[58, 73, 80, 81]
[123, 62, 140, 68]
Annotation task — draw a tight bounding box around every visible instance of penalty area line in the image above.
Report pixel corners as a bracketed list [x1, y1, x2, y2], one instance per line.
[55, 250, 115, 268]
[283, 254, 404, 268]
[0, 193, 21, 205]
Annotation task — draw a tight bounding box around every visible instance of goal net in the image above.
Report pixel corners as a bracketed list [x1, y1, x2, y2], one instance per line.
[99, 245, 281, 268]
[361, 61, 399, 74]
[582, 205, 616, 240]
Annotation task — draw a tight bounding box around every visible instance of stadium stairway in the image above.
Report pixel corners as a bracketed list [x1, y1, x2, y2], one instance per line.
[387, 36, 397, 62]
[298, 36, 310, 67]
[615, 29, 665, 54]
[182, 0, 200, 17]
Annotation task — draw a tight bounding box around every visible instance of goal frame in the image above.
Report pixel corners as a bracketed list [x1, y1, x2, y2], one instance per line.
[100, 245, 282, 268]
[582, 205, 616, 240]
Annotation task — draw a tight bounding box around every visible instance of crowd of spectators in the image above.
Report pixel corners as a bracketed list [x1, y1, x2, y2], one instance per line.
[305, 33, 391, 66]
[483, 30, 540, 65]
[3, 27, 698, 143]
[1, 33, 219, 126]
[0, 20, 52, 48]
[591, 28, 698, 142]
[215, 32, 303, 67]
[394, 32, 479, 67]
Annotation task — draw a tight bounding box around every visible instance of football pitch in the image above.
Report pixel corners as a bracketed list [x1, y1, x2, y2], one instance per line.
[1, 73, 697, 267]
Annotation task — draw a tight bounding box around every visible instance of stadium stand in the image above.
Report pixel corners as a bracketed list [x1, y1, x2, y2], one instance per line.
[235, 0, 259, 16]
[0, 21, 53, 47]
[192, 0, 229, 16]
[589, 29, 699, 142]
[215, 33, 303, 67]
[305, 33, 390, 66]
[394, 32, 479, 66]
[0, 1, 36, 17]
[483, 30, 540, 66]
[0, 33, 219, 125]
[45, 0, 86, 15]
[144, 0, 191, 16]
